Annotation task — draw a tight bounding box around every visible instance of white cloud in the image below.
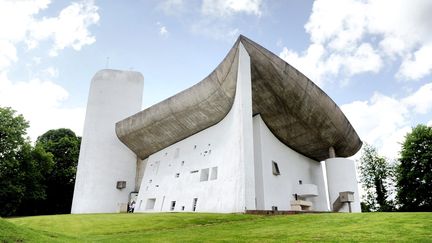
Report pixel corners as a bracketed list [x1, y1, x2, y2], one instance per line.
[160, 26, 168, 36]
[0, 73, 85, 140]
[341, 82, 432, 159]
[28, 1, 100, 56]
[190, 19, 239, 42]
[398, 44, 432, 80]
[158, 0, 185, 15]
[157, 22, 169, 37]
[402, 82, 432, 114]
[201, 0, 262, 17]
[0, 0, 99, 140]
[280, 0, 432, 84]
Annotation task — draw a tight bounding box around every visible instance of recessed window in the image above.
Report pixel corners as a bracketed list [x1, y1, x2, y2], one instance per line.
[272, 161, 280, 175]
[116, 181, 126, 189]
[146, 198, 156, 210]
[194, 145, 197, 149]
[175, 173, 180, 178]
[200, 168, 209, 181]
[210, 167, 218, 180]
[170, 201, 176, 211]
[181, 206, 185, 211]
[190, 170, 198, 174]
[192, 198, 198, 212]
[174, 148, 180, 158]
[299, 180, 303, 185]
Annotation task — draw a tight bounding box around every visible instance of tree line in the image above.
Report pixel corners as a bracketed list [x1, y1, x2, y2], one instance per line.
[0, 107, 80, 217]
[359, 124, 432, 212]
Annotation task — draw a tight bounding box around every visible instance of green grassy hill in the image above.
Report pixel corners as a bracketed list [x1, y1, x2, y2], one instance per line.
[2, 212, 432, 242]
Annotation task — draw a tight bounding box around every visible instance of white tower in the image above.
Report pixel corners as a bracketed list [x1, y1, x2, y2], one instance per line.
[71, 69, 143, 213]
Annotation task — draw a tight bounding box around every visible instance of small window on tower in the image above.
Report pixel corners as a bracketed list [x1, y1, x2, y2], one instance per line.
[272, 161, 280, 175]
[116, 181, 126, 189]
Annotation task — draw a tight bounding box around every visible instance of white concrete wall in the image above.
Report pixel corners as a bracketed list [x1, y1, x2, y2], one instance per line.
[253, 115, 329, 211]
[325, 158, 361, 212]
[134, 44, 255, 213]
[71, 69, 143, 214]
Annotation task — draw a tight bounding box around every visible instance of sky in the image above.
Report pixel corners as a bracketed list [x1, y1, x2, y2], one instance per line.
[0, 0, 431, 162]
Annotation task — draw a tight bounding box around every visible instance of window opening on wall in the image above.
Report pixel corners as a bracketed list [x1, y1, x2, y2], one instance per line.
[200, 168, 209, 181]
[272, 161, 280, 175]
[155, 185, 159, 187]
[146, 198, 156, 210]
[190, 170, 198, 173]
[298, 180, 302, 185]
[174, 148, 180, 159]
[175, 173, 180, 178]
[149, 179, 152, 183]
[181, 161, 185, 166]
[153, 161, 160, 174]
[170, 201, 176, 211]
[181, 206, 185, 211]
[208, 143, 211, 146]
[116, 181, 126, 189]
[272, 206, 278, 211]
[192, 198, 198, 211]
[194, 145, 197, 149]
[210, 167, 218, 180]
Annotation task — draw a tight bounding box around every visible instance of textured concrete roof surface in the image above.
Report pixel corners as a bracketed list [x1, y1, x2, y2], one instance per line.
[116, 36, 362, 161]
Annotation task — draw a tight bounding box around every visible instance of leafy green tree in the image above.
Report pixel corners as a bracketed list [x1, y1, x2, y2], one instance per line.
[36, 129, 81, 214]
[15, 144, 54, 216]
[397, 124, 432, 211]
[0, 107, 30, 216]
[358, 144, 394, 212]
[0, 107, 53, 216]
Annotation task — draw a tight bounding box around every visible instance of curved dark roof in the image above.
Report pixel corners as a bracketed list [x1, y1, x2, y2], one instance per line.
[115, 36, 362, 161]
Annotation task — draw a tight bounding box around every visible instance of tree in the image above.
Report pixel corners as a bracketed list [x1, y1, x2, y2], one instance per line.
[0, 107, 53, 216]
[0, 107, 30, 216]
[36, 129, 81, 214]
[396, 124, 432, 211]
[358, 144, 394, 212]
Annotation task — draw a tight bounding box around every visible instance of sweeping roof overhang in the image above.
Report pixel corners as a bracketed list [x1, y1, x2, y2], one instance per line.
[115, 36, 362, 161]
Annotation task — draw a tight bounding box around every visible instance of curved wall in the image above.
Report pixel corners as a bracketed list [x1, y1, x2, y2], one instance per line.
[325, 158, 361, 212]
[71, 69, 143, 213]
[253, 115, 328, 211]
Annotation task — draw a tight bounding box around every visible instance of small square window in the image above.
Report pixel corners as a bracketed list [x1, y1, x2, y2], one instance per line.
[146, 198, 156, 210]
[200, 168, 209, 181]
[116, 181, 126, 189]
[272, 161, 280, 175]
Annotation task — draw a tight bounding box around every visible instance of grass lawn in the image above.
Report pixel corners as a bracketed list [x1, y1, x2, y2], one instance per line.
[2, 212, 432, 242]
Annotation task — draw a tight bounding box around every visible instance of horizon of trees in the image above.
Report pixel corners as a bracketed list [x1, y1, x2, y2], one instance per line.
[358, 124, 432, 212]
[0, 106, 80, 217]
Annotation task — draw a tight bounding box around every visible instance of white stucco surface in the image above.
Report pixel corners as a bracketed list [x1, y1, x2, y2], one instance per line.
[134, 44, 254, 213]
[71, 69, 143, 214]
[325, 158, 361, 212]
[252, 115, 329, 211]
